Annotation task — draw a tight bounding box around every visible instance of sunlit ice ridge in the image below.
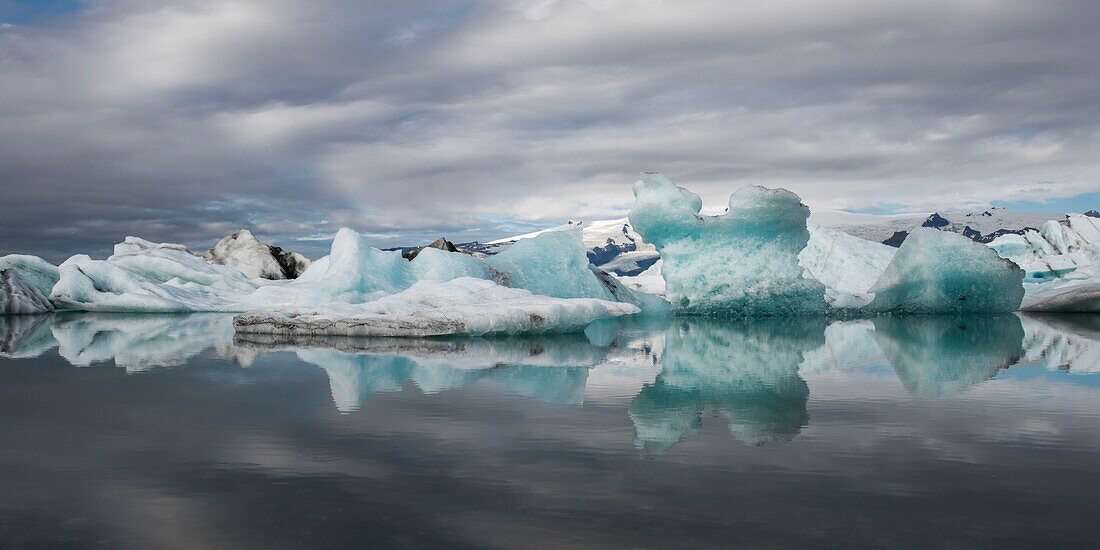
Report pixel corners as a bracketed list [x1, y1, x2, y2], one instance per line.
[2, 173, 1100, 336]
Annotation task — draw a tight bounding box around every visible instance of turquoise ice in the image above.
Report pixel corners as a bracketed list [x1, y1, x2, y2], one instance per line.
[629, 173, 826, 316]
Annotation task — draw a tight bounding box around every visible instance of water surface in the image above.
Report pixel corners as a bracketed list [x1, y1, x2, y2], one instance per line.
[1, 313, 1099, 548]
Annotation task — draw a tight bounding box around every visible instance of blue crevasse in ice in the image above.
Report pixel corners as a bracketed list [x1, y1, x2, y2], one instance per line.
[628, 173, 826, 316]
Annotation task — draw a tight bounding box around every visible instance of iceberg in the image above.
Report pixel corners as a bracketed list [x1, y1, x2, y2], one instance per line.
[234, 277, 639, 338]
[1019, 270, 1100, 312]
[409, 246, 491, 282]
[988, 214, 1100, 282]
[202, 229, 311, 280]
[799, 224, 896, 309]
[865, 228, 1025, 314]
[629, 174, 826, 316]
[487, 228, 614, 300]
[0, 254, 60, 298]
[1, 268, 53, 314]
[0, 255, 59, 314]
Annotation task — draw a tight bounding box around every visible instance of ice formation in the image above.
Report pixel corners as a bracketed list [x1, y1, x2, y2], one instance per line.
[203, 229, 311, 280]
[799, 224, 895, 309]
[0, 269, 53, 314]
[0, 255, 59, 314]
[865, 228, 1025, 314]
[234, 278, 639, 338]
[487, 228, 614, 300]
[479, 218, 659, 276]
[0, 255, 60, 297]
[988, 214, 1100, 282]
[410, 246, 491, 282]
[629, 174, 826, 316]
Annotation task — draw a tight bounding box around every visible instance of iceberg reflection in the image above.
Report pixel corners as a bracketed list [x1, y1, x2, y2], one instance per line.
[1020, 313, 1100, 373]
[873, 315, 1024, 397]
[4, 311, 1090, 428]
[629, 318, 824, 452]
[235, 333, 605, 411]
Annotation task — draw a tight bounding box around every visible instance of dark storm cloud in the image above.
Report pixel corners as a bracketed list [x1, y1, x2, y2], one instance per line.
[1, 0, 1099, 260]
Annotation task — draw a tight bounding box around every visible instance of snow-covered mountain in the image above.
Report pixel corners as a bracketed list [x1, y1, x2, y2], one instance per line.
[815, 206, 1072, 246]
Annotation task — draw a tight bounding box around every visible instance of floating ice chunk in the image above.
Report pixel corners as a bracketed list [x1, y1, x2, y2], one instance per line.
[0, 255, 60, 298]
[409, 246, 491, 282]
[234, 277, 639, 338]
[988, 214, 1100, 282]
[629, 174, 826, 316]
[108, 237, 261, 291]
[873, 315, 1023, 397]
[799, 224, 895, 309]
[0, 269, 53, 314]
[202, 229, 311, 280]
[865, 228, 1025, 313]
[487, 228, 614, 300]
[1019, 266, 1100, 312]
[51, 254, 250, 312]
[589, 265, 671, 315]
[247, 228, 414, 307]
[615, 259, 666, 297]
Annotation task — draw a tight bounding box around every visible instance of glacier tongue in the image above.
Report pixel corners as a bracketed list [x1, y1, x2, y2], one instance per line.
[629, 173, 826, 316]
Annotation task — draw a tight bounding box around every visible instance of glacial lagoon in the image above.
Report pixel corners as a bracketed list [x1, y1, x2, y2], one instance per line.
[1, 313, 1099, 547]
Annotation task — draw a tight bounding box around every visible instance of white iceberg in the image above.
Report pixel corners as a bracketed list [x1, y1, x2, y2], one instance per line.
[0, 255, 59, 314]
[865, 228, 1025, 313]
[202, 229, 311, 280]
[629, 173, 826, 316]
[988, 214, 1100, 282]
[0, 268, 53, 314]
[799, 224, 896, 309]
[1019, 267, 1100, 312]
[234, 277, 639, 338]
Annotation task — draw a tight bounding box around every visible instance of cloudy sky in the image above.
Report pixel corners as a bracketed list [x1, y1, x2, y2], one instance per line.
[1, 0, 1098, 260]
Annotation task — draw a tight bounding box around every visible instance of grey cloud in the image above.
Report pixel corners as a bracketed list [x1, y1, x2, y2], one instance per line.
[1, 0, 1099, 260]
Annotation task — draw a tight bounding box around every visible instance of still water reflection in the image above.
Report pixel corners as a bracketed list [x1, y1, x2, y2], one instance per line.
[1, 312, 1099, 547]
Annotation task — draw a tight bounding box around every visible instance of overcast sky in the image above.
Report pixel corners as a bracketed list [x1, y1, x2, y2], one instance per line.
[2, 0, 1099, 260]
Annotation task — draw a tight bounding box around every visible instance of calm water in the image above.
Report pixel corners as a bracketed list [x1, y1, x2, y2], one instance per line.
[1, 313, 1099, 548]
